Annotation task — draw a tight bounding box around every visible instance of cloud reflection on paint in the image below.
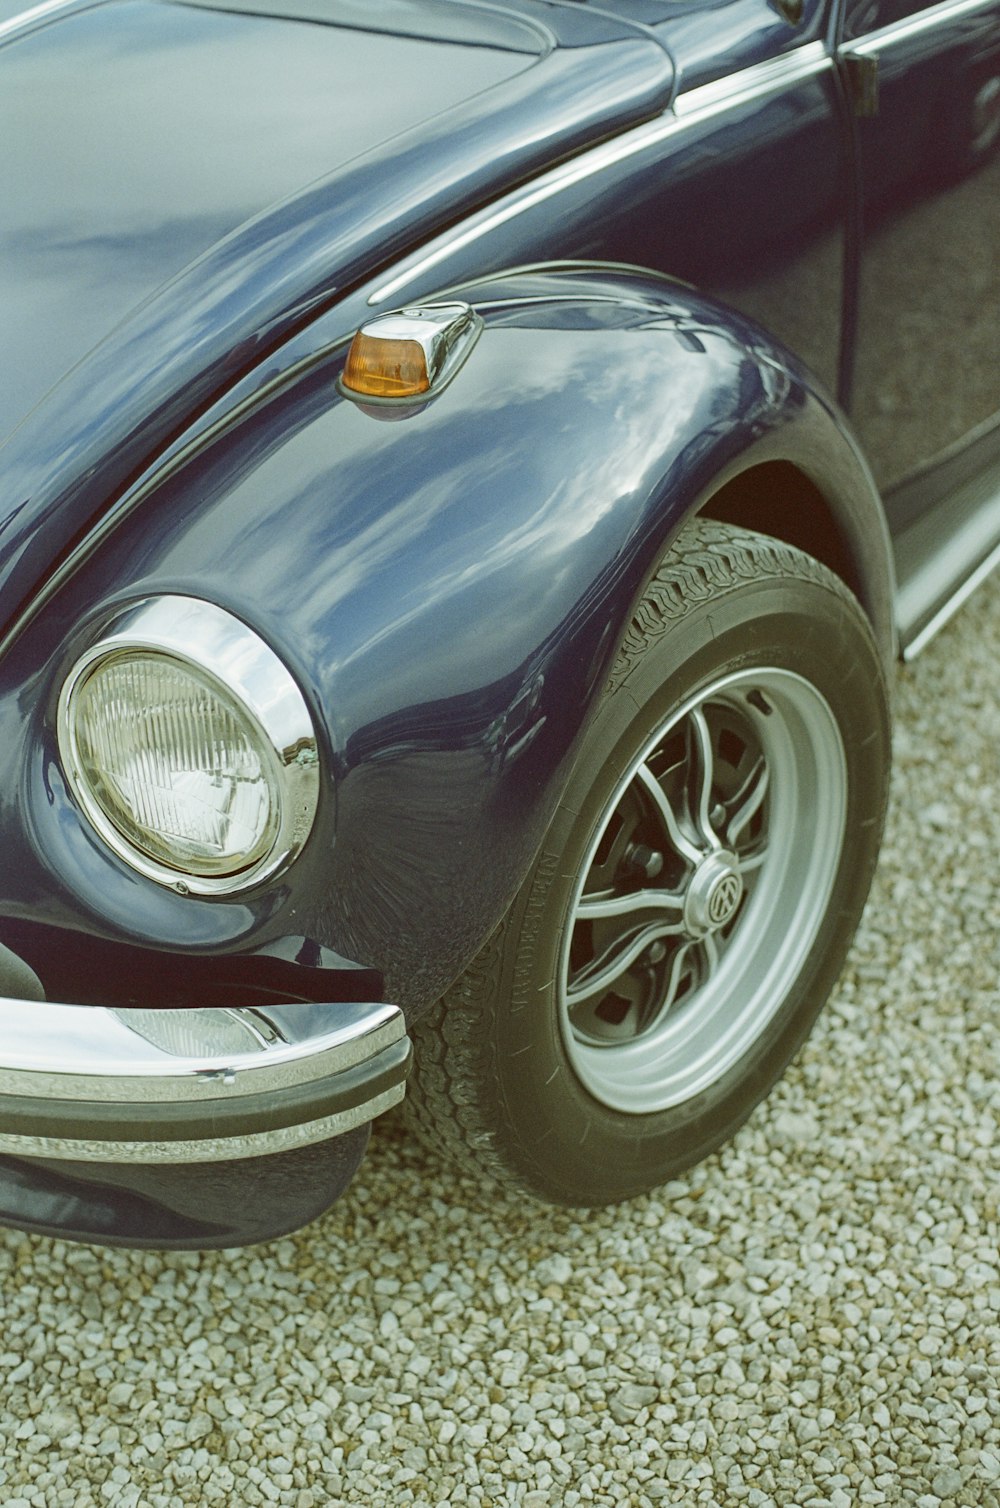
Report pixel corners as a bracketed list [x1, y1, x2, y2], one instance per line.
[0, 0, 528, 441]
[125, 312, 755, 771]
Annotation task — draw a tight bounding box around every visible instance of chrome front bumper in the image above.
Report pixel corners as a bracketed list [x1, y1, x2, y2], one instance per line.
[0, 997, 410, 1164]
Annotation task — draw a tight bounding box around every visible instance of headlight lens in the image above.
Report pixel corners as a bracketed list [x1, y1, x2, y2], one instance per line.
[58, 598, 320, 895]
[70, 652, 280, 877]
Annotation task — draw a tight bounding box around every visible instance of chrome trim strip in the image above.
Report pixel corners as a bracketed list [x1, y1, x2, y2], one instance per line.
[0, 1085, 406, 1165]
[846, 0, 993, 54]
[672, 41, 829, 117]
[0, 997, 408, 1162]
[903, 535, 1000, 659]
[369, 45, 834, 308]
[0, 0, 104, 44]
[0, 999, 402, 1102]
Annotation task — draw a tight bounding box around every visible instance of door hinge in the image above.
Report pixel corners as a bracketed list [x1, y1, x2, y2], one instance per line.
[843, 52, 880, 119]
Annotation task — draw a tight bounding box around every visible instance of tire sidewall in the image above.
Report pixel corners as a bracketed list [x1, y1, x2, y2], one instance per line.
[492, 571, 890, 1204]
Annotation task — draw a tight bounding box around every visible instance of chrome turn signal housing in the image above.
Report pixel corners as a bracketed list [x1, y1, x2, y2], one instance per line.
[340, 301, 482, 403]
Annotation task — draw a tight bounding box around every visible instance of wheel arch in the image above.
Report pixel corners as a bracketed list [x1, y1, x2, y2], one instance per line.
[431, 263, 899, 675]
[13, 265, 897, 1016]
[697, 458, 891, 655]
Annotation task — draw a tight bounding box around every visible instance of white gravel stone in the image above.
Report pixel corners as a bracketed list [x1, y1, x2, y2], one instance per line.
[1, 581, 999, 1508]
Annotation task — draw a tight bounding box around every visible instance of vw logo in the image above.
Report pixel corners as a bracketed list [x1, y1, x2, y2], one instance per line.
[683, 852, 746, 934]
[707, 871, 742, 926]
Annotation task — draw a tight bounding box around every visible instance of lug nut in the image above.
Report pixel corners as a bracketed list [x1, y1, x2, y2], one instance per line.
[625, 843, 664, 880]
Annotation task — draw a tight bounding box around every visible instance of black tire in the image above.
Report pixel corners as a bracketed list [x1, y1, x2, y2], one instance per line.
[404, 520, 891, 1206]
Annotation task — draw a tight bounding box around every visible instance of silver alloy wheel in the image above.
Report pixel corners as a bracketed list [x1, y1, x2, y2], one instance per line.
[559, 668, 848, 1114]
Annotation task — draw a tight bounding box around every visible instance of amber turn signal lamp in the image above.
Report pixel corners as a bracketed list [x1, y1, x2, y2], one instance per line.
[342, 333, 430, 398]
[339, 303, 482, 406]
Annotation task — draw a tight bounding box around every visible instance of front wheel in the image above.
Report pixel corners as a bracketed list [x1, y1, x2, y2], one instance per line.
[405, 521, 891, 1205]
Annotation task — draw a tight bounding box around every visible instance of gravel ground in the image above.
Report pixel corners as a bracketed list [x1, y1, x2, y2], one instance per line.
[1, 575, 998, 1508]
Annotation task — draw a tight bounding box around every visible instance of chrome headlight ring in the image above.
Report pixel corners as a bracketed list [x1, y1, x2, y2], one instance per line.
[56, 596, 320, 897]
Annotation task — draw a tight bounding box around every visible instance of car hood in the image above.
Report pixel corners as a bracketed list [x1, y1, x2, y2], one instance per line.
[0, 0, 672, 628]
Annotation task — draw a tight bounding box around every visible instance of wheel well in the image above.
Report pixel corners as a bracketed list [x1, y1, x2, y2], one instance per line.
[699, 461, 863, 607]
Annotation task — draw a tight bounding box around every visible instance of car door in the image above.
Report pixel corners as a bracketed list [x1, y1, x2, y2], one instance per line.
[839, 0, 1000, 646]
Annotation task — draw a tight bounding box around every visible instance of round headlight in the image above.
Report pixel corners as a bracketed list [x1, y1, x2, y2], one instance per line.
[57, 598, 320, 895]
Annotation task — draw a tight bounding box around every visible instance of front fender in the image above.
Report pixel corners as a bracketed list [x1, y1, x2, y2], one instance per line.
[6, 267, 894, 1013]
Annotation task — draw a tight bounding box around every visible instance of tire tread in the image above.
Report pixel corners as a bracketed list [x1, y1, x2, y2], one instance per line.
[402, 520, 879, 1194]
[610, 520, 860, 692]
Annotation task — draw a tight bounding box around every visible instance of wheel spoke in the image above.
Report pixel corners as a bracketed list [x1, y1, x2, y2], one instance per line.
[576, 887, 685, 922]
[566, 920, 683, 1007]
[726, 755, 769, 849]
[688, 708, 721, 849]
[596, 804, 641, 886]
[700, 932, 720, 978]
[553, 575, 859, 1118]
[739, 845, 769, 874]
[636, 762, 701, 864]
[652, 939, 697, 1024]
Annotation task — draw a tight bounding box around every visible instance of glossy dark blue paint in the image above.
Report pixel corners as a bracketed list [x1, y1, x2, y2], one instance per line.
[846, 0, 1000, 488]
[840, 0, 1000, 640]
[0, 0, 672, 632]
[1, 269, 892, 1016]
[0, 0, 534, 432]
[0, 13, 852, 658]
[620, 0, 833, 89]
[0, 0, 997, 1246]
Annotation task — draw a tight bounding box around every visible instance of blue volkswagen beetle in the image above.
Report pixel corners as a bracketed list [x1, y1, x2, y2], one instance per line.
[0, 0, 997, 1247]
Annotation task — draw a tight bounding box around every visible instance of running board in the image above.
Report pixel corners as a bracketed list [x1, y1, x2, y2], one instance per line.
[894, 464, 1000, 660]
